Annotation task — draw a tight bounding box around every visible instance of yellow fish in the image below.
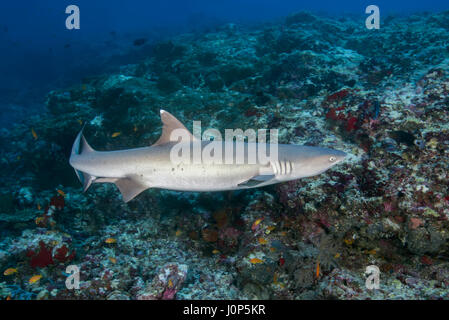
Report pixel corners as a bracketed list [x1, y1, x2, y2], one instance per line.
[57, 189, 66, 197]
[29, 275, 42, 284]
[3, 268, 18, 276]
[258, 238, 268, 245]
[31, 128, 38, 140]
[105, 238, 117, 244]
[212, 249, 220, 254]
[344, 238, 354, 245]
[37, 203, 41, 210]
[133, 125, 138, 132]
[78, 119, 83, 125]
[249, 258, 263, 264]
[35, 216, 45, 225]
[168, 279, 173, 288]
[251, 218, 263, 231]
[175, 230, 182, 237]
[111, 132, 121, 138]
[109, 257, 117, 264]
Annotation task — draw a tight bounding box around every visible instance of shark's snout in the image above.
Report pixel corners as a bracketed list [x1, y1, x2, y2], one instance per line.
[334, 150, 347, 162]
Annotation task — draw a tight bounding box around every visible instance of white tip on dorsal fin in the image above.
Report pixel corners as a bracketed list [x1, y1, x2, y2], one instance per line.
[152, 109, 198, 146]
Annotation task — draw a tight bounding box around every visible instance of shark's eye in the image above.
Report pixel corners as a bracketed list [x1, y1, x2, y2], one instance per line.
[329, 156, 336, 162]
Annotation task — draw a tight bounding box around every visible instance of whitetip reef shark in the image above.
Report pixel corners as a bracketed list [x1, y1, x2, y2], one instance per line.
[69, 110, 346, 202]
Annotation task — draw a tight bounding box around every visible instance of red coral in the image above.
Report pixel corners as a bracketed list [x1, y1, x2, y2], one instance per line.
[54, 245, 76, 263]
[50, 195, 65, 210]
[325, 108, 338, 120]
[27, 241, 54, 268]
[327, 89, 349, 102]
[346, 117, 358, 132]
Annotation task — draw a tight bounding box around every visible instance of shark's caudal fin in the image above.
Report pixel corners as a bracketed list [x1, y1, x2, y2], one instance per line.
[152, 110, 198, 146]
[70, 126, 96, 192]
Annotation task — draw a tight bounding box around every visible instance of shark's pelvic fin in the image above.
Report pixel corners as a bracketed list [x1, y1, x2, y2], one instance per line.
[152, 109, 198, 146]
[114, 177, 148, 203]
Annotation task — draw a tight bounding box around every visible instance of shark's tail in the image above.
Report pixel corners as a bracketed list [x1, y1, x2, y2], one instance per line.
[69, 126, 96, 192]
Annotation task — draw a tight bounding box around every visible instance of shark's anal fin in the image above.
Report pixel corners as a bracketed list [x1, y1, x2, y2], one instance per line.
[152, 110, 198, 146]
[114, 177, 148, 203]
[238, 174, 275, 188]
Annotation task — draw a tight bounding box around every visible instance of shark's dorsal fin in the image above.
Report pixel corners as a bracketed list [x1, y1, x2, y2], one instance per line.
[152, 110, 198, 146]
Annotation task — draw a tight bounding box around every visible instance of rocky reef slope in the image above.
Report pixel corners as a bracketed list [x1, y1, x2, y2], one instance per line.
[1, 11, 449, 299]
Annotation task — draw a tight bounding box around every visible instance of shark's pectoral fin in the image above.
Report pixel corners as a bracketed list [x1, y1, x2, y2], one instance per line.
[238, 174, 276, 188]
[114, 178, 148, 203]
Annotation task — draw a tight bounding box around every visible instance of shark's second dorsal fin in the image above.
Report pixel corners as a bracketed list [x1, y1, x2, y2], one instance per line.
[152, 110, 198, 146]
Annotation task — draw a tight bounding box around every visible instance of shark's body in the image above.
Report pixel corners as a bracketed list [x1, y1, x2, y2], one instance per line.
[69, 110, 346, 202]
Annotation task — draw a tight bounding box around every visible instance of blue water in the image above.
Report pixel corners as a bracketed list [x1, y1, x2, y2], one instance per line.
[1, 1, 448, 127]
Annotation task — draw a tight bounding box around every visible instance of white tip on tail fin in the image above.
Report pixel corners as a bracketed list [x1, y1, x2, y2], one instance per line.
[152, 109, 198, 146]
[69, 126, 96, 192]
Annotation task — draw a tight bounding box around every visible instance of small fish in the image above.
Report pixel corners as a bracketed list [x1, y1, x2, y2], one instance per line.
[109, 257, 117, 264]
[133, 38, 147, 46]
[249, 258, 263, 264]
[78, 119, 83, 125]
[111, 132, 121, 138]
[175, 230, 182, 237]
[316, 261, 320, 279]
[3, 268, 18, 276]
[105, 238, 117, 244]
[29, 275, 42, 284]
[269, 247, 276, 252]
[212, 249, 220, 254]
[35, 216, 45, 225]
[37, 203, 41, 210]
[265, 226, 275, 234]
[57, 189, 66, 197]
[344, 238, 354, 245]
[6, 296, 11, 300]
[133, 125, 138, 132]
[334, 253, 341, 259]
[168, 279, 173, 288]
[251, 218, 263, 231]
[258, 238, 268, 245]
[31, 128, 38, 140]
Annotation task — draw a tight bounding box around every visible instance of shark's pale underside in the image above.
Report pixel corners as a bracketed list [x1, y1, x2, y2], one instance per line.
[69, 110, 346, 202]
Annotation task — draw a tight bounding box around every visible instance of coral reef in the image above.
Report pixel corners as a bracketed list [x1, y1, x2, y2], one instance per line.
[1, 10, 449, 300]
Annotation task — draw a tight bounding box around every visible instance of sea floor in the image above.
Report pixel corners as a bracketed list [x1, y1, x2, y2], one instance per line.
[1, 11, 449, 299]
